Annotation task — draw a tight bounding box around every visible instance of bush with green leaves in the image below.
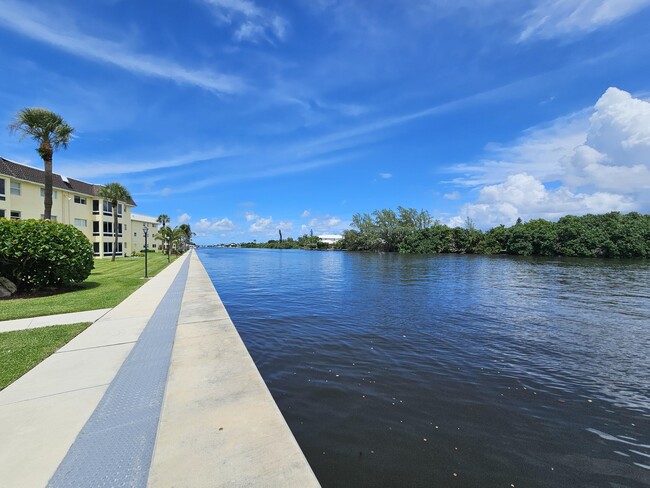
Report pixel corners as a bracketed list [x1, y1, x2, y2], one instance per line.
[0, 219, 94, 291]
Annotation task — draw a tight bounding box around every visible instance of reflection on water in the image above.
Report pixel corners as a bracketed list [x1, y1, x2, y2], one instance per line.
[199, 249, 650, 488]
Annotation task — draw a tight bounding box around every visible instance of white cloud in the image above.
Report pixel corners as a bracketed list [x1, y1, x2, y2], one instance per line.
[519, 0, 650, 41]
[301, 215, 345, 235]
[456, 173, 635, 228]
[57, 147, 235, 179]
[444, 191, 460, 200]
[177, 213, 192, 224]
[200, 0, 288, 43]
[0, 1, 245, 94]
[448, 87, 649, 227]
[378, 172, 392, 179]
[195, 217, 236, 232]
[301, 210, 311, 218]
[450, 110, 589, 187]
[246, 214, 293, 234]
[563, 87, 650, 193]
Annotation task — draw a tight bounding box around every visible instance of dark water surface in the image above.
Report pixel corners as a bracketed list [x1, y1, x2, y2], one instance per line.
[198, 248, 650, 488]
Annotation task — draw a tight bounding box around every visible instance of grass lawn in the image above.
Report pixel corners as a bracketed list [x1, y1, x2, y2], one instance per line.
[0, 322, 91, 390]
[0, 253, 177, 321]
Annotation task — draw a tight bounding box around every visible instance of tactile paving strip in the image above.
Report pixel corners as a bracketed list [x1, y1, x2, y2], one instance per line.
[47, 255, 191, 488]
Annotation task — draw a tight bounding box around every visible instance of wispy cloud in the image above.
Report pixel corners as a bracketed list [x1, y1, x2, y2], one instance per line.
[0, 0, 245, 94]
[519, 0, 650, 42]
[200, 0, 288, 43]
[378, 172, 392, 179]
[57, 148, 237, 179]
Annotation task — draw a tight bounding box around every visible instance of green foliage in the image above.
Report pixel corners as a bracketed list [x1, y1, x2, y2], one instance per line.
[0, 219, 94, 291]
[340, 208, 649, 259]
[9, 107, 74, 157]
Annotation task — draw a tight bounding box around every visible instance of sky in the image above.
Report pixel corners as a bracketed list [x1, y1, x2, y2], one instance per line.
[1, 0, 649, 243]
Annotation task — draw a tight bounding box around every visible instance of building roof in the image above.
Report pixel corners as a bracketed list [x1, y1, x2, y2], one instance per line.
[131, 213, 158, 224]
[0, 157, 136, 206]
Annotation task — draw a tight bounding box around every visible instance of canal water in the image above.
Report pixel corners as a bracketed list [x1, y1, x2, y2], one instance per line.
[198, 248, 650, 487]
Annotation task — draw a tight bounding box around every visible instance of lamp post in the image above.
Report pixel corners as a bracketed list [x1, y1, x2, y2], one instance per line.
[143, 224, 149, 279]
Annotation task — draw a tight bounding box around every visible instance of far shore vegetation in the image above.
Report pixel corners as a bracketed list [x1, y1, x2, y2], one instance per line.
[0, 253, 176, 321]
[0, 322, 91, 390]
[233, 210, 649, 259]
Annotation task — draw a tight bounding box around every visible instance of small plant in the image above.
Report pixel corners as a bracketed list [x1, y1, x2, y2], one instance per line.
[0, 219, 94, 291]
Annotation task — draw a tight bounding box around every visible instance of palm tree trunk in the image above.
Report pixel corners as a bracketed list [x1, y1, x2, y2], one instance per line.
[112, 199, 118, 262]
[40, 142, 53, 220]
[167, 236, 171, 263]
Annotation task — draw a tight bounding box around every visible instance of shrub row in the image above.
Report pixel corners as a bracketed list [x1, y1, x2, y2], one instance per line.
[0, 219, 94, 291]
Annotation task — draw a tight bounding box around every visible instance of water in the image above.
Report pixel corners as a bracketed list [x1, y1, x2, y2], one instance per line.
[198, 248, 650, 487]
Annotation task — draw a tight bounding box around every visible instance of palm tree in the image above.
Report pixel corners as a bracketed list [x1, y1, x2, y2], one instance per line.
[155, 226, 184, 263]
[178, 223, 195, 251]
[9, 108, 74, 220]
[98, 182, 131, 262]
[157, 214, 170, 229]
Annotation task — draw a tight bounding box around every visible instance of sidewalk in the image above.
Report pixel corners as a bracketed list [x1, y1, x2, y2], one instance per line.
[0, 250, 319, 487]
[0, 309, 112, 334]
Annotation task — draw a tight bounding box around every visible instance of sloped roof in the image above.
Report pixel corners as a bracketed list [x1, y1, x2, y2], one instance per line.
[0, 157, 136, 206]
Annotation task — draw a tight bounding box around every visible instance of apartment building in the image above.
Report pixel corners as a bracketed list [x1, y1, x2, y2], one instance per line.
[0, 157, 157, 258]
[131, 213, 160, 253]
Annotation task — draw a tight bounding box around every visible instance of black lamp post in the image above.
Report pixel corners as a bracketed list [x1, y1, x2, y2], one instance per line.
[143, 224, 149, 278]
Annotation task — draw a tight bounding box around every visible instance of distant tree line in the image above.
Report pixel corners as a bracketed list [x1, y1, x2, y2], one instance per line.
[341, 208, 650, 258]
[240, 234, 333, 250]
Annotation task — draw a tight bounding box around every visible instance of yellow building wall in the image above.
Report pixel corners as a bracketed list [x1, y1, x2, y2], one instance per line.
[0, 174, 135, 259]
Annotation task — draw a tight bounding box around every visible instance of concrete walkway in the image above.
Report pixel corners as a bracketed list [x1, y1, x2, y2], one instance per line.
[0, 309, 112, 334]
[0, 250, 320, 488]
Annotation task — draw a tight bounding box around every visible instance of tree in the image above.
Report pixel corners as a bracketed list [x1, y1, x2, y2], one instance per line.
[178, 223, 195, 251]
[9, 108, 74, 220]
[155, 226, 185, 263]
[98, 182, 132, 262]
[157, 214, 170, 229]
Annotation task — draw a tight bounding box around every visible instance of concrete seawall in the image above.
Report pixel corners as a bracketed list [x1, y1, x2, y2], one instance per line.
[0, 250, 320, 487]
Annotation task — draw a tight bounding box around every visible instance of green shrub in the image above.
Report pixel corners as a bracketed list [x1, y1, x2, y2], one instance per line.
[0, 219, 94, 291]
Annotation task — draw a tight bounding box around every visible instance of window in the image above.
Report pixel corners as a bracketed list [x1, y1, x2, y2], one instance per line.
[93, 242, 100, 256]
[10, 182, 20, 196]
[103, 221, 113, 236]
[74, 218, 88, 227]
[40, 188, 58, 199]
[40, 215, 58, 221]
[74, 195, 87, 205]
[117, 203, 123, 216]
[0, 179, 5, 201]
[0, 209, 5, 218]
[93, 221, 100, 236]
[117, 223, 123, 236]
[134, 232, 137, 237]
[124, 224, 127, 230]
[103, 201, 112, 216]
[152, 244, 156, 248]
[10, 210, 21, 220]
[103, 242, 113, 254]
[93, 199, 99, 214]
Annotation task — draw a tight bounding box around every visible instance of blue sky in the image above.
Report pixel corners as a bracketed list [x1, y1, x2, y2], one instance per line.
[1, 0, 649, 243]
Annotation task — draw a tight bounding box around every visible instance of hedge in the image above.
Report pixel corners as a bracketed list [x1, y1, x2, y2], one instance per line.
[0, 219, 94, 291]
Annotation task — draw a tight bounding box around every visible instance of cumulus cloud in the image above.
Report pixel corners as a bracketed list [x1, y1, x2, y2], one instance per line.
[449, 87, 649, 227]
[300, 215, 345, 235]
[195, 217, 236, 232]
[301, 209, 311, 218]
[563, 87, 650, 193]
[177, 212, 192, 224]
[455, 173, 635, 227]
[200, 0, 288, 43]
[519, 0, 650, 42]
[247, 214, 293, 234]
